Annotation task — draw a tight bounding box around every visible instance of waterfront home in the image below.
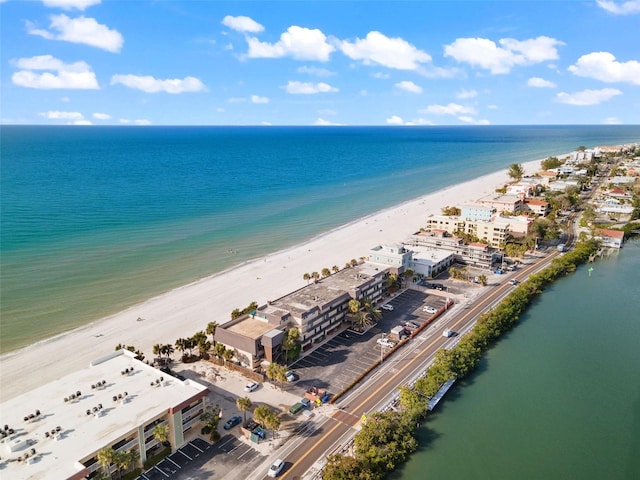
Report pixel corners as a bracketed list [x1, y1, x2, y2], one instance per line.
[0, 349, 208, 480]
[523, 198, 551, 217]
[368, 243, 413, 274]
[594, 228, 624, 249]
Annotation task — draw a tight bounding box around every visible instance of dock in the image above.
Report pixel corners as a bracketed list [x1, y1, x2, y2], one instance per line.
[428, 378, 456, 411]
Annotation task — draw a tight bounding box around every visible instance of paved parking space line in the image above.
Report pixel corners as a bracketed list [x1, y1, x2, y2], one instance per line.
[190, 442, 203, 453]
[178, 449, 192, 461]
[152, 466, 170, 478]
[166, 456, 181, 469]
[237, 447, 255, 460]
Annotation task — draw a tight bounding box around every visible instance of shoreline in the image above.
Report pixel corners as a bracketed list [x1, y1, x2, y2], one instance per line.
[0, 157, 545, 402]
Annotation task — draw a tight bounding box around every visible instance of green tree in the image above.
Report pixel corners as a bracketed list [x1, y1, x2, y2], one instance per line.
[206, 321, 218, 346]
[311, 271, 320, 282]
[508, 163, 524, 181]
[97, 447, 115, 479]
[236, 396, 252, 423]
[303, 272, 311, 284]
[266, 362, 288, 386]
[223, 348, 234, 364]
[477, 274, 488, 286]
[264, 412, 281, 439]
[253, 405, 272, 428]
[282, 327, 300, 363]
[332, 265, 340, 273]
[322, 267, 331, 278]
[322, 454, 378, 480]
[200, 404, 222, 442]
[350, 258, 358, 267]
[231, 308, 242, 320]
[214, 342, 226, 360]
[541, 156, 563, 171]
[153, 424, 170, 448]
[441, 205, 461, 216]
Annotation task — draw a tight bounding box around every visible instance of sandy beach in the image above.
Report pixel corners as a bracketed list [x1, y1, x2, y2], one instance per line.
[0, 158, 543, 402]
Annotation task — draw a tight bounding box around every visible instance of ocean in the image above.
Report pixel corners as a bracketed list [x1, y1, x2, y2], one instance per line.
[1, 125, 639, 353]
[396, 241, 640, 480]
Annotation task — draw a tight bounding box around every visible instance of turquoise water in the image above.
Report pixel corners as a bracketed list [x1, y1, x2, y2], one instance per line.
[1, 125, 639, 352]
[397, 241, 640, 479]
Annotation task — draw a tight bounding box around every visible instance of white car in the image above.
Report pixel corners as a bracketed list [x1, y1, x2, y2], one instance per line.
[244, 381, 259, 392]
[423, 306, 438, 314]
[268, 459, 285, 477]
[443, 328, 454, 338]
[381, 304, 394, 311]
[377, 338, 396, 348]
[285, 371, 297, 382]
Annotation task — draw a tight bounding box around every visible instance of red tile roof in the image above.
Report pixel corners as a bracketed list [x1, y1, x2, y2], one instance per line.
[595, 228, 624, 239]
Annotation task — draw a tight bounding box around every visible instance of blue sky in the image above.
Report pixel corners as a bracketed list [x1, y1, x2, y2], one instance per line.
[1, 0, 639, 126]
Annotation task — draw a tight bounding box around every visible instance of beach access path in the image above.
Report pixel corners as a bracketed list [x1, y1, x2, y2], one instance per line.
[0, 159, 542, 402]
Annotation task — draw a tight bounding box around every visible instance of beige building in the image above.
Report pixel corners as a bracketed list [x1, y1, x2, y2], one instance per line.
[425, 215, 509, 248]
[523, 198, 550, 217]
[476, 193, 524, 214]
[215, 262, 389, 363]
[0, 349, 208, 480]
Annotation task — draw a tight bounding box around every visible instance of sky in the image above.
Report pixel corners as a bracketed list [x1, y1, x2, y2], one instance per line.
[1, 0, 639, 126]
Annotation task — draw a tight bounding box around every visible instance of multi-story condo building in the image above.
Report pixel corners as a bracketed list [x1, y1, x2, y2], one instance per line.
[367, 243, 413, 273]
[404, 231, 502, 269]
[424, 215, 509, 248]
[476, 193, 523, 214]
[0, 349, 208, 480]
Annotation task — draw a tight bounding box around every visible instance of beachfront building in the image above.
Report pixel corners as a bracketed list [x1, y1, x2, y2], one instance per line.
[476, 193, 523, 214]
[424, 215, 509, 248]
[523, 198, 551, 217]
[367, 243, 413, 273]
[0, 349, 208, 480]
[408, 246, 455, 278]
[536, 170, 558, 185]
[594, 228, 624, 249]
[569, 150, 594, 163]
[460, 204, 495, 222]
[404, 230, 502, 270]
[215, 263, 388, 361]
[494, 214, 533, 238]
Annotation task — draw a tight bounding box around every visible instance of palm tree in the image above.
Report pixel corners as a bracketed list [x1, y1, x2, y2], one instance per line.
[344, 262, 351, 269]
[321, 267, 331, 278]
[332, 265, 339, 273]
[222, 348, 234, 365]
[197, 338, 211, 358]
[161, 344, 174, 362]
[153, 424, 170, 448]
[153, 344, 162, 363]
[97, 447, 115, 479]
[303, 272, 311, 284]
[214, 342, 226, 360]
[174, 338, 186, 357]
[253, 405, 271, 428]
[351, 311, 373, 332]
[266, 362, 287, 387]
[350, 258, 358, 267]
[236, 396, 252, 423]
[206, 322, 218, 346]
[282, 327, 299, 363]
[264, 412, 281, 439]
[359, 256, 367, 263]
[478, 274, 488, 286]
[348, 299, 361, 315]
[311, 271, 320, 283]
[508, 163, 524, 182]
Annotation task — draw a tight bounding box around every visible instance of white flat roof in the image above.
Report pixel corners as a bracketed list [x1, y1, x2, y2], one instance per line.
[409, 246, 454, 263]
[0, 350, 207, 480]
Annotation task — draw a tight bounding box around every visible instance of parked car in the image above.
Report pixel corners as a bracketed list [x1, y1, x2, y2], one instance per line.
[244, 381, 260, 392]
[381, 304, 394, 311]
[268, 459, 285, 477]
[285, 371, 298, 382]
[223, 416, 242, 430]
[423, 306, 437, 314]
[289, 402, 306, 414]
[377, 338, 396, 348]
[404, 321, 419, 329]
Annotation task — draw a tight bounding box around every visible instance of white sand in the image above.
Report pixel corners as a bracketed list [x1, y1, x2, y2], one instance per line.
[0, 159, 542, 402]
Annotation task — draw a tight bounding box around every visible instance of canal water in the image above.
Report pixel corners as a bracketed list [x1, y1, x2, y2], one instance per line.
[397, 241, 640, 480]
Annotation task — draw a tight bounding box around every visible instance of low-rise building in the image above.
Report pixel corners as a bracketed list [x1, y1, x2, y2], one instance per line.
[404, 231, 502, 269]
[523, 198, 551, 217]
[407, 246, 455, 278]
[460, 204, 495, 222]
[594, 228, 624, 248]
[368, 243, 413, 273]
[476, 193, 523, 214]
[0, 349, 208, 480]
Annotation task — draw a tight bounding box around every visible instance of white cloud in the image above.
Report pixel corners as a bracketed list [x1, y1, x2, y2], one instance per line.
[596, 0, 640, 15]
[72, 119, 92, 125]
[456, 88, 478, 99]
[110, 74, 206, 94]
[251, 95, 269, 104]
[260, 121, 272, 126]
[285, 81, 338, 94]
[12, 55, 99, 89]
[386, 115, 405, 125]
[339, 31, 431, 70]
[27, 14, 123, 53]
[603, 116, 623, 124]
[42, 0, 101, 10]
[394, 80, 422, 94]
[39, 110, 83, 120]
[221, 15, 264, 33]
[119, 118, 151, 125]
[227, 97, 246, 103]
[92, 112, 111, 120]
[568, 52, 640, 85]
[371, 72, 390, 79]
[488, 104, 499, 110]
[314, 118, 343, 126]
[246, 26, 335, 61]
[527, 77, 557, 88]
[420, 103, 477, 116]
[444, 36, 563, 74]
[556, 88, 622, 105]
[297, 65, 335, 77]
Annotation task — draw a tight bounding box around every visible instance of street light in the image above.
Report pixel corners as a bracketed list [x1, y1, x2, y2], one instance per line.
[380, 333, 386, 364]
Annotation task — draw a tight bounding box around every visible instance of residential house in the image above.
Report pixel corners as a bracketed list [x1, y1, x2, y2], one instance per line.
[523, 198, 551, 217]
[594, 228, 624, 248]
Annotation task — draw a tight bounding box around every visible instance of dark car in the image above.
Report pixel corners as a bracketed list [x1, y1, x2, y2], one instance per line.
[223, 415, 242, 430]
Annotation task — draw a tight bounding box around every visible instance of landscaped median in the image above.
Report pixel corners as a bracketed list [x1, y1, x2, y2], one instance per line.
[322, 240, 600, 480]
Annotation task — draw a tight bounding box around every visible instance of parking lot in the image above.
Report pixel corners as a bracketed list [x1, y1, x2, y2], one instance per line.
[285, 288, 452, 401]
[136, 435, 267, 480]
